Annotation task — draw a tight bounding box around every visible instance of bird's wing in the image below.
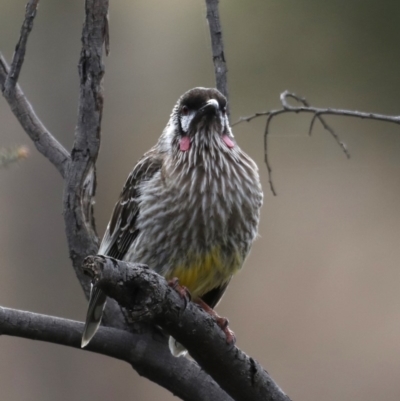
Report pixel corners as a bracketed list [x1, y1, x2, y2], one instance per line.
[99, 150, 162, 259]
[81, 150, 162, 348]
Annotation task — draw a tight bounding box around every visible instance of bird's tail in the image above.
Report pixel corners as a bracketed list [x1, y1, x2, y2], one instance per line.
[81, 286, 107, 348]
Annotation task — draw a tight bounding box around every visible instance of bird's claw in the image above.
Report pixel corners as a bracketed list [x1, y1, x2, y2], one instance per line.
[215, 316, 236, 345]
[195, 298, 236, 345]
[168, 277, 192, 309]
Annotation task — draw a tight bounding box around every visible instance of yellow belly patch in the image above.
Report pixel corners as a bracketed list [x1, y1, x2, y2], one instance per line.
[165, 247, 242, 299]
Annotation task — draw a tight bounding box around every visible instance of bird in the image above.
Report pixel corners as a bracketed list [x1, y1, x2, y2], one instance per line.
[81, 87, 263, 356]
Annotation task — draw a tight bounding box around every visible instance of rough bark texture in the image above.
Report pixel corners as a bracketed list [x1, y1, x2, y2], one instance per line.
[62, 0, 106, 298]
[0, 306, 231, 401]
[84, 256, 293, 401]
[205, 0, 229, 116]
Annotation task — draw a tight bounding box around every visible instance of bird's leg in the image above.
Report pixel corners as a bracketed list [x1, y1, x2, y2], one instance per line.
[195, 298, 236, 345]
[168, 277, 191, 308]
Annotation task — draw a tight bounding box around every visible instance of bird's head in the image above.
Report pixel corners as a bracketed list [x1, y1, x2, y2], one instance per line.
[159, 87, 235, 155]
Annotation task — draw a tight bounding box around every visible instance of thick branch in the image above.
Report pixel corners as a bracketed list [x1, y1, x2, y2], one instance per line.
[0, 56, 70, 178]
[0, 306, 232, 401]
[84, 255, 292, 401]
[62, 0, 109, 298]
[205, 0, 229, 115]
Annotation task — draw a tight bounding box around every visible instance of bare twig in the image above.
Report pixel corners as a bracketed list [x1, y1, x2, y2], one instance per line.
[205, 0, 229, 115]
[0, 0, 70, 178]
[0, 306, 232, 401]
[280, 91, 350, 158]
[233, 90, 400, 194]
[0, 55, 70, 178]
[83, 255, 293, 401]
[3, 0, 39, 95]
[264, 114, 278, 196]
[234, 91, 400, 127]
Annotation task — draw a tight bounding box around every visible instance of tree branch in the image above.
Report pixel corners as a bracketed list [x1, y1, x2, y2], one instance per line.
[62, 0, 108, 299]
[0, 55, 70, 178]
[58, 5, 224, 400]
[0, 306, 232, 401]
[233, 90, 400, 195]
[3, 0, 39, 94]
[0, 0, 70, 178]
[83, 255, 293, 401]
[205, 0, 229, 115]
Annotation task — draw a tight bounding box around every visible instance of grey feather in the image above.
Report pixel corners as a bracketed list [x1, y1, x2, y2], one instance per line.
[81, 154, 162, 348]
[81, 286, 107, 348]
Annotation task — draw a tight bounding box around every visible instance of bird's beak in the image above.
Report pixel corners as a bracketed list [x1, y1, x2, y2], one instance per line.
[189, 98, 222, 132]
[199, 99, 219, 116]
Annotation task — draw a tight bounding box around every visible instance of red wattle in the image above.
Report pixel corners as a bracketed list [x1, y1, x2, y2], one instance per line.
[223, 135, 235, 148]
[180, 136, 190, 151]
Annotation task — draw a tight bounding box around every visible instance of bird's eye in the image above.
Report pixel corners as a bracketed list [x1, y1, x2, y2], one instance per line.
[181, 106, 189, 116]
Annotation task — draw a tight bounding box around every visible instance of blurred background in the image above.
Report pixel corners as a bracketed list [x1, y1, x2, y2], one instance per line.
[1, 0, 400, 400]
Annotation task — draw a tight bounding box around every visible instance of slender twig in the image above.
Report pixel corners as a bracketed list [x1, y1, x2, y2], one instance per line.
[233, 90, 400, 194]
[0, 54, 70, 178]
[264, 114, 279, 196]
[279, 91, 350, 158]
[0, 0, 69, 178]
[0, 306, 232, 401]
[205, 0, 229, 115]
[233, 93, 400, 128]
[83, 255, 293, 401]
[3, 0, 39, 95]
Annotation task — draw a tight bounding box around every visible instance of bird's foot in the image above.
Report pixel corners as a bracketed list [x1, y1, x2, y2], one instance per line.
[168, 277, 191, 308]
[215, 316, 236, 345]
[195, 298, 236, 345]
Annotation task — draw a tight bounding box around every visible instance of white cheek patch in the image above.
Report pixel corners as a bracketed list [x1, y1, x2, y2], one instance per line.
[180, 112, 196, 133]
[220, 114, 227, 130]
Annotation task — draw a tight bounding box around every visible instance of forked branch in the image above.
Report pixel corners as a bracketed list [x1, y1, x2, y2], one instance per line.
[234, 90, 400, 195]
[0, 54, 70, 178]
